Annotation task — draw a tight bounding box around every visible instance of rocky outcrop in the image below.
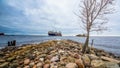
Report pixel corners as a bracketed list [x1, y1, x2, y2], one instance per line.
[101, 56, 120, 63]
[0, 40, 120, 68]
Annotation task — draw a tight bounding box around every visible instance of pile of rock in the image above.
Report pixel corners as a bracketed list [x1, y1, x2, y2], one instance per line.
[0, 40, 120, 68]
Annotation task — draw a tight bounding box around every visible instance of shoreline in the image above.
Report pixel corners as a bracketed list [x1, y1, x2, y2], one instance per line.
[0, 40, 120, 68]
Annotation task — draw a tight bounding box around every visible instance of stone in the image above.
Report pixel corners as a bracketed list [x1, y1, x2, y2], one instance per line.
[7, 56, 15, 62]
[68, 51, 74, 57]
[43, 64, 50, 68]
[24, 65, 30, 68]
[68, 56, 76, 62]
[75, 59, 84, 68]
[58, 50, 65, 53]
[88, 54, 99, 60]
[36, 62, 43, 68]
[60, 61, 66, 66]
[0, 52, 4, 57]
[74, 53, 80, 59]
[50, 55, 59, 62]
[45, 55, 52, 60]
[39, 58, 44, 62]
[90, 50, 95, 54]
[28, 54, 36, 60]
[60, 56, 67, 61]
[40, 54, 47, 58]
[0, 62, 9, 68]
[44, 59, 51, 64]
[9, 63, 18, 68]
[33, 65, 37, 68]
[91, 60, 105, 68]
[104, 62, 120, 68]
[50, 62, 58, 68]
[66, 63, 78, 68]
[0, 59, 6, 63]
[29, 62, 35, 67]
[19, 60, 24, 65]
[82, 54, 90, 66]
[24, 59, 30, 65]
[101, 56, 120, 63]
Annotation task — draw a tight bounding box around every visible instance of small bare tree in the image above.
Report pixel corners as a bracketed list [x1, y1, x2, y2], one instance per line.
[77, 0, 114, 53]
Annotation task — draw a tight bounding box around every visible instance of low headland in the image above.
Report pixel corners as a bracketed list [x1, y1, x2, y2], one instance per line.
[0, 40, 120, 68]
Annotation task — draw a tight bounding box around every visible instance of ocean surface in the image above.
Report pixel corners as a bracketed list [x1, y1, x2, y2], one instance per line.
[0, 35, 120, 56]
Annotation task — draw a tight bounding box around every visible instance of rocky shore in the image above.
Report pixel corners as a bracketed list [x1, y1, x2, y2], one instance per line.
[0, 40, 120, 68]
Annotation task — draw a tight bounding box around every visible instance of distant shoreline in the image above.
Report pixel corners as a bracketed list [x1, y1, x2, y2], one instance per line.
[1, 35, 120, 37]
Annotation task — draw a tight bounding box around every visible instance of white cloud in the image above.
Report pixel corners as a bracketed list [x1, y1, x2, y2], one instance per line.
[1, 0, 120, 36]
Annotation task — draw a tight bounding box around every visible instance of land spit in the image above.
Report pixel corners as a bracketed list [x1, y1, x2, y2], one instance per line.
[0, 40, 120, 68]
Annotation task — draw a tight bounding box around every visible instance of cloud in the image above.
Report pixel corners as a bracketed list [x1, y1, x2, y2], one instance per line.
[0, 0, 119, 36]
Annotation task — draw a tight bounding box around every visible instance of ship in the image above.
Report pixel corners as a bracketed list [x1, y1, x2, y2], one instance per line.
[48, 31, 62, 36]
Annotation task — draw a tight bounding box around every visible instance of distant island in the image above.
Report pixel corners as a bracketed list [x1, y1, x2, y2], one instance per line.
[76, 34, 86, 37]
[0, 33, 5, 36]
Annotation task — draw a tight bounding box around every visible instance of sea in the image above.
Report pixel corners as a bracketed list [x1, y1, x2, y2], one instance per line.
[0, 35, 120, 56]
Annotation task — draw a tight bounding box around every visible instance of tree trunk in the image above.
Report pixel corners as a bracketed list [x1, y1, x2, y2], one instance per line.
[82, 32, 90, 54]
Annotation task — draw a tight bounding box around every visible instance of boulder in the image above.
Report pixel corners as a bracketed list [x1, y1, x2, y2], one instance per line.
[104, 62, 120, 68]
[91, 60, 105, 68]
[101, 56, 120, 63]
[39, 58, 44, 62]
[39, 54, 47, 58]
[74, 53, 80, 59]
[24, 65, 30, 68]
[82, 54, 90, 66]
[66, 63, 78, 68]
[9, 63, 18, 68]
[24, 59, 30, 65]
[45, 55, 52, 60]
[43, 64, 50, 68]
[36, 62, 43, 68]
[7, 56, 15, 62]
[88, 54, 99, 60]
[33, 65, 37, 68]
[50, 55, 59, 62]
[0, 59, 6, 63]
[29, 62, 35, 67]
[58, 49, 65, 54]
[75, 59, 85, 68]
[0, 62, 9, 68]
[50, 62, 58, 68]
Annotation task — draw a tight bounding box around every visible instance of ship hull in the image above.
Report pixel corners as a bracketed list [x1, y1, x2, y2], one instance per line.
[48, 31, 62, 36]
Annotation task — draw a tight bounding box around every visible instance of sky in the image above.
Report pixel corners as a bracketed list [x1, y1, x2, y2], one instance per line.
[0, 0, 120, 36]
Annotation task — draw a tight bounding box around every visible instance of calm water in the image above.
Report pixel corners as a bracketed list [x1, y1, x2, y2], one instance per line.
[0, 35, 120, 56]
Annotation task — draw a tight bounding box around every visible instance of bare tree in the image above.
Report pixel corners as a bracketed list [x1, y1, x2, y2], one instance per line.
[77, 0, 114, 53]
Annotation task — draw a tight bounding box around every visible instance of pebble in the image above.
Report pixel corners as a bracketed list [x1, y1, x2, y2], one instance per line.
[7, 56, 15, 62]
[39, 58, 44, 62]
[75, 59, 84, 68]
[29, 62, 35, 67]
[0, 59, 6, 63]
[24, 59, 30, 65]
[74, 53, 80, 59]
[50, 55, 59, 62]
[24, 65, 30, 68]
[66, 63, 78, 68]
[36, 62, 43, 68]
[33, 65, 37, 68]
[0, 62, 9, 68]
[45, 55, 52, 60]
[43, 64, 50, 68]
[50, 62, 58, 68]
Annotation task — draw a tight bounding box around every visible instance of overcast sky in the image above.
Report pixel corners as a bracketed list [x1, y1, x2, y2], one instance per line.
[0, 0, 120, 36]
